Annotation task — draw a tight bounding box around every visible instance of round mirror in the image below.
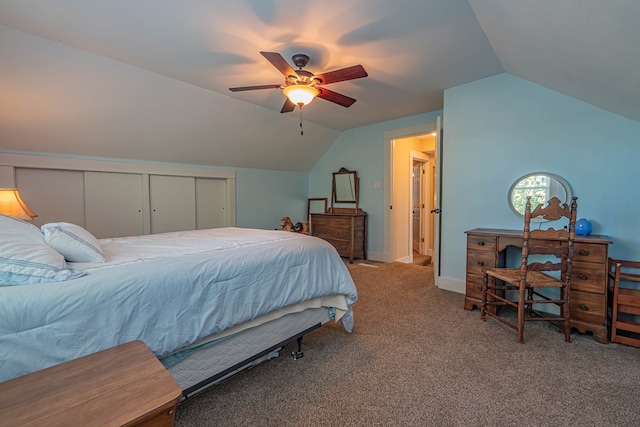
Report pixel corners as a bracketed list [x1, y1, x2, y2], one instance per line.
[508, 173, 572, 221]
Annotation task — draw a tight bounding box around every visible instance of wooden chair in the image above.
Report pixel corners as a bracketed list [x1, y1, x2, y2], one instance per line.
[480, 196, 578, 342]
[608, 258, 640, 347]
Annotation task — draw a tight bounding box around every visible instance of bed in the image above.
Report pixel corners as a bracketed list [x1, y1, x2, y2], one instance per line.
[0, 216, 358, 397]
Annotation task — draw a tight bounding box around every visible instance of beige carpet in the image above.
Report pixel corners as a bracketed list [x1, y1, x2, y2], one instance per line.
[174, 262, 640, 426]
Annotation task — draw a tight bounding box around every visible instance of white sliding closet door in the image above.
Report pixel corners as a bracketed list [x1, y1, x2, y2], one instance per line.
[149, 175, 196, 234]
[85, 172, 145, 238]
[15, 168, 85, 228]
[195, 178, 228, 229]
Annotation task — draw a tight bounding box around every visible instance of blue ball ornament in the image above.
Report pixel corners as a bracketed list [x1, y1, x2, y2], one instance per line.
[575, 218, 592, 236]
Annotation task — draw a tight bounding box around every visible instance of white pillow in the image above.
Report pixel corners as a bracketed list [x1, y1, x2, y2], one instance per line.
[0, 215, 85, 285]
[41, 222, 105, 263]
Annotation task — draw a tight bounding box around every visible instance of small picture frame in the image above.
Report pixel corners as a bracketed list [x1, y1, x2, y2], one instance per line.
[307, 198, 328, 220]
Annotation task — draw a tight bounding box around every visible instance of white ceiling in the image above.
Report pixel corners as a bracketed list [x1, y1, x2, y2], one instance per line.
[0, 0, 638, 171]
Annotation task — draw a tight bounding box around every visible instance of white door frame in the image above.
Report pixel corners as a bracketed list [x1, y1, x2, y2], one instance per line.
[383, 121, 439, 264]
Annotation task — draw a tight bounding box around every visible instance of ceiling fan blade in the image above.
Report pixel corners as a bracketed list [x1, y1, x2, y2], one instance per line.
[280, 98, 296, 113]
[317, 87, 357, 107]
[229, 84, 282, 92]
[314, 65, 368, 85]
[260, 51, 298, 78]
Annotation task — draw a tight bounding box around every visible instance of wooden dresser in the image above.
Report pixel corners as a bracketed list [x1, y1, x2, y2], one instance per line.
[0, 340, 182, 427]
[311, 208, 367, 263]
[464, 228, 612, 343]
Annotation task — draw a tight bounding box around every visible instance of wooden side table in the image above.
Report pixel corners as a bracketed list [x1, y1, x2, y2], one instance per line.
[0, 340, 182, 427]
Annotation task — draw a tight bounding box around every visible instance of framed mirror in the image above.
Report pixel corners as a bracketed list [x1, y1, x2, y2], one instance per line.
[332, 168, 358, 204]
[508, 172, 572, 221]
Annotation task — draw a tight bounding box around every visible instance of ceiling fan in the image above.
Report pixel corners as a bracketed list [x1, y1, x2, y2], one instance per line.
[229, 51, 368, 113]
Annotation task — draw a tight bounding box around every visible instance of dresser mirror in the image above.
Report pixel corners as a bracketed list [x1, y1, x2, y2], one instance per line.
[332, 168, 358, 204]
[508, 172, 572, 221]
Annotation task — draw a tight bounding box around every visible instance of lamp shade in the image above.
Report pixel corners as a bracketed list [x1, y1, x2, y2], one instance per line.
[0, 188, 37, 221]
[283, 85, 319, 106]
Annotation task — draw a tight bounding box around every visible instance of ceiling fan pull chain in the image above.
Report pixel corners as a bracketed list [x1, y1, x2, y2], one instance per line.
[299, 106, 304, 136]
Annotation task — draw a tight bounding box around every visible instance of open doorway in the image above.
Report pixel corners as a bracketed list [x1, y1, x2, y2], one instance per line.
[384, 128, 437, 264]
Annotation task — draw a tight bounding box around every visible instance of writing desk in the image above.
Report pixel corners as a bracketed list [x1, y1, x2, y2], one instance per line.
[464, 228, 612, 343]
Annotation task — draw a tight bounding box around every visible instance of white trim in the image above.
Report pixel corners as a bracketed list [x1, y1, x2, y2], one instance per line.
[383, 123, 437, 264]
[0, 152, 235, 179]
[436, 276, 464, 294]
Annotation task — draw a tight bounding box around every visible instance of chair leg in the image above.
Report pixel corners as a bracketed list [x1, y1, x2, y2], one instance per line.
[563, 286, 571, 343]
[526, 287, 534, 316]
[611, 283, 619, 343]
[481, 273, 488, 321]
[517, 284, 526, 343]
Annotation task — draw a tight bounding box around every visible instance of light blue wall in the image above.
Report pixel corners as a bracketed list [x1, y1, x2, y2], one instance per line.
[235, 168, 308, 230]
[441, 73, 640, 291]
[309, 111, 443, 258]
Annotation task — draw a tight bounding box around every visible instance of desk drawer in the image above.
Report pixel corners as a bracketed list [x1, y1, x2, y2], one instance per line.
[466, 250, 497, 276]
[465, 273, 496, 300]
[574, 242, 607, 263]
[571, 260, 606, 294]
[467, 235, 497, 252]
[570, 290, 606, 325]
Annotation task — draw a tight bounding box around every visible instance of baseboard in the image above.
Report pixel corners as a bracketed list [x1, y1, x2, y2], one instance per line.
[436, 276, 464, 294]
[366, 251, 385, 262]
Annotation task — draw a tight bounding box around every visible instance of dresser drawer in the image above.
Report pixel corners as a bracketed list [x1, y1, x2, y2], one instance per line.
[571, 260, 606, 294]
[570, 290, 606, 325]
[310, 213, 367, 263]
[573, 242, 607, 263]
[326, 238, 351, 257]
[315, 227, 350, 241]
[467, 235, 497, 252]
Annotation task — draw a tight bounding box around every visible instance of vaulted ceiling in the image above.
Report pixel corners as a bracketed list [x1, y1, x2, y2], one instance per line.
[0, 1, 638, 172]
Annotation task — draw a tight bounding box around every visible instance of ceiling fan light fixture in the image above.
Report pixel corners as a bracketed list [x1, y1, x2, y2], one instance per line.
[283, 85, 319, 106]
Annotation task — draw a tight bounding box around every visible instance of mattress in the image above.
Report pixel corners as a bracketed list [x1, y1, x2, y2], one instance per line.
[0, 227, 358, 382]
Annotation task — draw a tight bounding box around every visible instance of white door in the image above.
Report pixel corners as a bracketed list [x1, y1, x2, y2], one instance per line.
[85, 171, 145, 238]
[150, 175, 196, 234]
[15, 168, 85, 229]
[412, 161, 422, 254]
[410, 152, 430, 257]
[195, 178, 228, 229]
[432, 116, 443, 284]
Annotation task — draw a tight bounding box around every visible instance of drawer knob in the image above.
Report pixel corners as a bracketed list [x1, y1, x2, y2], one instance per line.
[579, 304, 589, 311]
[478, 241, 485, 246]
[579, 274, 588, 281]
[579, 249, 589, 256]
[477, 261, 484, 267]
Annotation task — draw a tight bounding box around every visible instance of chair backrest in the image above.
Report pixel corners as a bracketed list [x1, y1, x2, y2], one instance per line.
[520, 196, 578, 282]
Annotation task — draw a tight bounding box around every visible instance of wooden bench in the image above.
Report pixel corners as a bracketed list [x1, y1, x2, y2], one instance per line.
[0, 340, 182, 426]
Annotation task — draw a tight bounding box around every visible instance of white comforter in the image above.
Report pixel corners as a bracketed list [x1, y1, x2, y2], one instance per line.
[0, 228, 358, 382]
